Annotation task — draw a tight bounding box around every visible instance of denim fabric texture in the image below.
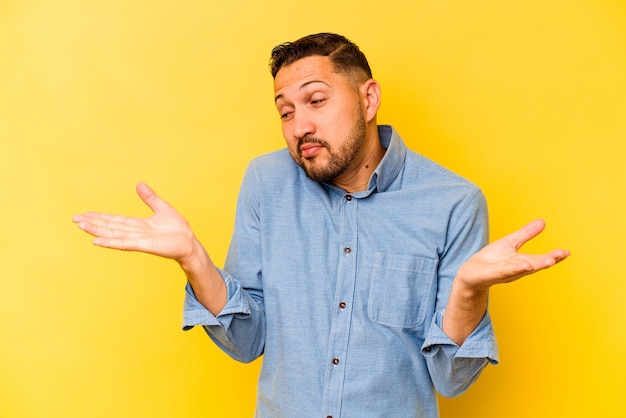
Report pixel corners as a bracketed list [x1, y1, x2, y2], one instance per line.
[183, 125, 498, 418]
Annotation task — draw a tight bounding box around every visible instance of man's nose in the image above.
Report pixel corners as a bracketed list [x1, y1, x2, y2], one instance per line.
[292, 110, 315, 140]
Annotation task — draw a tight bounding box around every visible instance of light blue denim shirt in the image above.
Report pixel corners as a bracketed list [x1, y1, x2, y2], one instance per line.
[183, 125, 498, 418]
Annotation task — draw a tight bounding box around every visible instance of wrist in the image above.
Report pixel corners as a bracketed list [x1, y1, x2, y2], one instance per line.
[178, 237, 212, 275]
[450, 277, 489, 307]
[454, 264, 491, 296]
[443, 278, 490, 345]
[178, 238, 226, 315]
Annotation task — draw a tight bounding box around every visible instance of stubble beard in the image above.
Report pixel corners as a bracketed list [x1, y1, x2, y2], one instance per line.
[291, 110, 367, 183]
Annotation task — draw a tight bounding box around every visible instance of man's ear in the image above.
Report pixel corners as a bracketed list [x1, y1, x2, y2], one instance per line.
[361, 79, 381, 122]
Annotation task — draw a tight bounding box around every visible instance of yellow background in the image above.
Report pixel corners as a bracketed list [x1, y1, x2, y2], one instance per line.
[1, 0, 625, 417]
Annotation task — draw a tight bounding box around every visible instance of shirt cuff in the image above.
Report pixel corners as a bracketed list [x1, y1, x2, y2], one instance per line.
[181, 269, 252, 331]
[421, 310, 499, 365]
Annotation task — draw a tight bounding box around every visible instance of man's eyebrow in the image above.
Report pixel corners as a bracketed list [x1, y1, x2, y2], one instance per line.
[274, 80, 330, 102]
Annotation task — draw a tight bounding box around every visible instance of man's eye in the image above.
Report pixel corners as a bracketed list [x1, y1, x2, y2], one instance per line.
[311, 98, 326, 105]
[280, 112, 293, 120]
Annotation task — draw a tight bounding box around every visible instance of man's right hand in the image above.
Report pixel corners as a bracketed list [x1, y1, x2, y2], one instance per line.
[73, 182, 227, 314]
[72, 182, 197, 263]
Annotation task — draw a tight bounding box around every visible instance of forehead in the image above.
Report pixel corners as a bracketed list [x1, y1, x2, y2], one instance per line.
[273, 55, 345, 98]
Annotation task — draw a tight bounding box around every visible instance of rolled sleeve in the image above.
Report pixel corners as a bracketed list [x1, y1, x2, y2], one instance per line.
[182, 268, 265, 363]
[182, 268, 252, 331]
[421, 310, 499, 397]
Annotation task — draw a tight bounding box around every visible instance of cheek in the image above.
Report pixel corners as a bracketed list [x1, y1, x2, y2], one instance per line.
[282, 129, 299, 152]
[280, 124, 291, 141]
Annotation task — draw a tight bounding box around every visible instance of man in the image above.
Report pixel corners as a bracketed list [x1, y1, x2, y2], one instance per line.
[73, 33, 569, 417]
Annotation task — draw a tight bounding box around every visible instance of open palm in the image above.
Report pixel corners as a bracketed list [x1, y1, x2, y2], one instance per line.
[457, 219, 570, 290]
[73, 182, 196, 263]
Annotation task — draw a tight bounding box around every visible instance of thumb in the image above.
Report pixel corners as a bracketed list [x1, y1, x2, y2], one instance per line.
[136, 182, 170, 213]
[503, 219, 546, 250]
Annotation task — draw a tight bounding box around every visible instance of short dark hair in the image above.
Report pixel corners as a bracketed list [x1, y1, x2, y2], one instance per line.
[269, 33, 373, 82]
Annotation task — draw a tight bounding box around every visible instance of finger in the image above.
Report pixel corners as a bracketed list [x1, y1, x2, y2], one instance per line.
[522, 250, 570, 271]
[73, 212, 138, 227]
[501, 219, 547, 250]
[548, 248, 571, 262]
[502, 251, 569, 281]
[93, 234, 166, 254]
[77, 220, 125, 239]
[74, 216, 146, 238]
[136, 182, 171, 214]
[92, 236, 141, 251]
[488, 259, 549, 284]
[73, 213, 108, 223]
[498, 260, 534, 281]
[74, 212, 129, 224]
[78, 213, 144, 229]
[76, 216, 149, 239]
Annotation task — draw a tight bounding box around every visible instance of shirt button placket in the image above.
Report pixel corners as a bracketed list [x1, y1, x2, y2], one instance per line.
[322, 193, 357, 418]
[341, 195, 352, 314]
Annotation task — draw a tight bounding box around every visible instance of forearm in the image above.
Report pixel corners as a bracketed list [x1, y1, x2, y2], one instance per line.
[179, 237, 227, 316]
[442, 279, 489, 346]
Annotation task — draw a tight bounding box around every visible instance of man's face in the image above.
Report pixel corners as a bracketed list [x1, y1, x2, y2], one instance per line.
[274, 55, 367, 183]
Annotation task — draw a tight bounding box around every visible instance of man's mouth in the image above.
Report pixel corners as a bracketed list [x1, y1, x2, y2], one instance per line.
[300, 143, 325, 158]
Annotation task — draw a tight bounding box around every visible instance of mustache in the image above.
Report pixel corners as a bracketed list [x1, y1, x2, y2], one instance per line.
[298, 136, 330, 149]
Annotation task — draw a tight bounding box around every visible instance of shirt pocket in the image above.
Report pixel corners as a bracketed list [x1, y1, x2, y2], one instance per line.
[367, 252, 438, 328]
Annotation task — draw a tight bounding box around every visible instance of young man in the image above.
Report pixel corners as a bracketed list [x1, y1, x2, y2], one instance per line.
[73, 33, 569, 417]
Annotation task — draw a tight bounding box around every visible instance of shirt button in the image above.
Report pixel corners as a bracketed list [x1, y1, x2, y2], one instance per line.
[345, 195, 352, 201]
[344, 246, 351, 254]
[339, 302, 346, 309]
[332, 358, 340, 365]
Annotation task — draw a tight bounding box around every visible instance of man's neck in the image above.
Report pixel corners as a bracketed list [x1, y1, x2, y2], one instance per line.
[332, 130, 385, 193]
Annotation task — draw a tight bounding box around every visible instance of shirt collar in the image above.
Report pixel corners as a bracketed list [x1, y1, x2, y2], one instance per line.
[323, 125, 406, 197]
[366, 125, 406, 193]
